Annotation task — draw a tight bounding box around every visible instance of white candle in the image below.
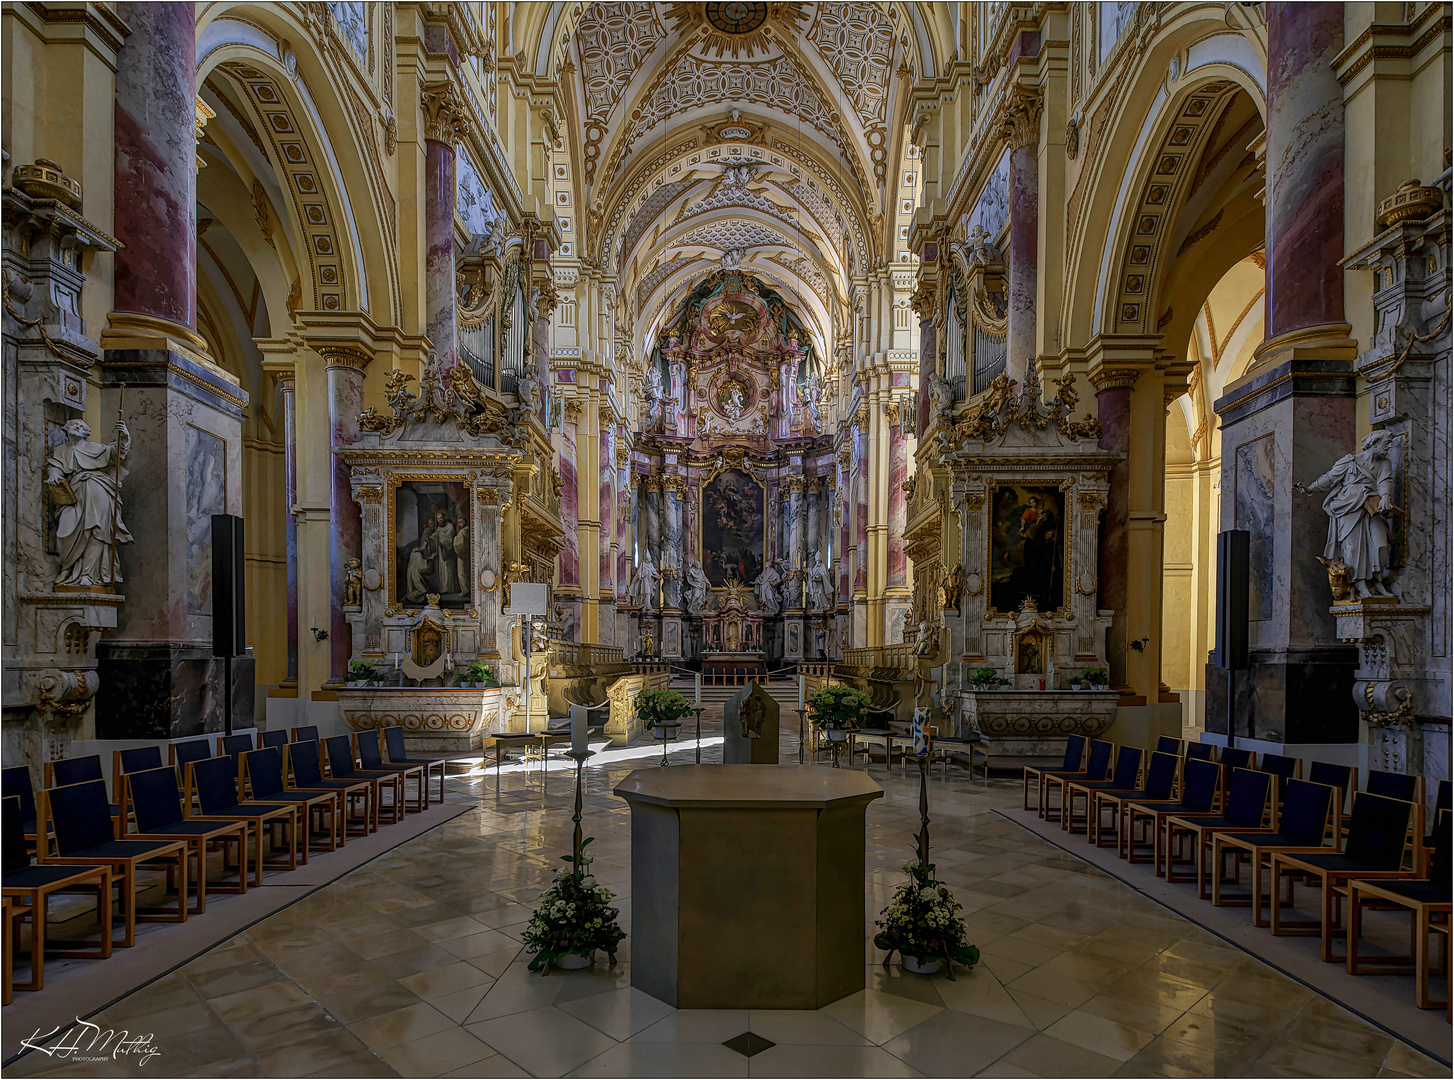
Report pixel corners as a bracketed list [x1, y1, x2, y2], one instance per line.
[695, 672, 702, 705]
[798, 674, 806, 710]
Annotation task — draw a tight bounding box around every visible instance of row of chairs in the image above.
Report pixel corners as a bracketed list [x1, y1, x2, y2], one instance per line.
[1025, 734, 1451, 1013]
[2, 726, 446, 1001]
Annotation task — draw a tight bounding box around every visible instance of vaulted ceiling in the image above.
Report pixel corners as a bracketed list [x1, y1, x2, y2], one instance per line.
[529, 2, 949, 369]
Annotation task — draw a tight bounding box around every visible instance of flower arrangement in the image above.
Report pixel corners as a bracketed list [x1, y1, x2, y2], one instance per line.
[469, 661, 495, 686]
[347, 661, 379, 685]
[874, 839, 981, 976]
[807, 684, 870, 731]
[522, 837, 626, 972]
[634, 688, 693, 730]
[969, 665, 1009, 690]
[1081, 666, 1109, 689]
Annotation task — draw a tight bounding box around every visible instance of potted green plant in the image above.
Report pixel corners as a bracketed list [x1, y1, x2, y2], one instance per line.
[968, 665, 1008, 691]
[1081, 667, 1109, 690]
[635, 688, 693, 739]
[522, 837, 626, 973]
[874, 843, 981, 976]
[468, 662, 494, 688]
[346, 661, 377, 688]
[808, 685, 869, 746]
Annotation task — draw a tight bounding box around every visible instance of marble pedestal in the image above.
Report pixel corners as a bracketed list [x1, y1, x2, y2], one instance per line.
[960, 690, 1119, 757]
[336, 687, 506, 754]
[95, 642, 254, 740]
[722, 682, 779, 764]
[615, 765, 883, 1009]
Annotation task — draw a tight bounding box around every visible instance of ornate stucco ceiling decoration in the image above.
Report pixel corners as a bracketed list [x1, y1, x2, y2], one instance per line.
[806, 2, 896, 183]
[576, 4, 668, 184]
[637, 256, 697, 312]
[601, 46, 854, 193]
[620, 180, 693, 268]
[667, 2, 807, 60]
[766, 252, 830, 305]
[677, 219, 789, 252]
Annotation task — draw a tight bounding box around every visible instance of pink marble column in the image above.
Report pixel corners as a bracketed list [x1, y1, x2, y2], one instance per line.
[916, 304, 938, 437]
[1007, 139, 1039, 382]
[278, 372, 299, 686]
[112, 1, 196, 330]
[887, 404, 909, 589]
[324, 347, 370, 683]
[1265, 2, 1345, 337]
[854, 413, 869, 592]
[599, 421, 613, 593]
[1095, 373, 1136, 690]
[616, 432, 631, 602]
[838, 452, 851, 604]
[421, 84, 468, 367]
[558, 415, 579, 586]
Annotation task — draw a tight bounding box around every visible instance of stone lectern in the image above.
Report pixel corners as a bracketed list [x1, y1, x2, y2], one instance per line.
[615, 765, 883, 1009]
[722, 680, 779, 764]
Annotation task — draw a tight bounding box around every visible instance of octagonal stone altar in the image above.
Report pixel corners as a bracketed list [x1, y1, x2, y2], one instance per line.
[615, 765, 883, 1009]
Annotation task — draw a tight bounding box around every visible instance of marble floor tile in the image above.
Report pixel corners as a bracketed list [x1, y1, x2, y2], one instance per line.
[348, 1001, 457, 1051]
[743, 1008, 873, 1046]
[999, 1032, 1126, 1077]
[371, 1027, 499, 1077]
[745, 1043, 924, 1078]
[1044, 1007, 1158, 1062]
[467, 1005, 619, 1077]
[880, 1008, 1035, 1076]
[555, 987, 676, 1041]
[566, 1040, 750, 1078]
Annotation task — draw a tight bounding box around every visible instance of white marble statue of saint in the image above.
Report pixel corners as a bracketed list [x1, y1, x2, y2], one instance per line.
[928, 370, 954, 419]
[801, 368, 823, 432]
[517, 360, 542, 414]
[1294, 429, 1399, 599]
[753, 561, 782, 615]
[643, 367, 665, 430]
[807, 550, 834, 612]
[47, 418, 133, 587]
[721, 382, 747, 421]
[629, 549, 661, 611]
[685, 562, 711, 614]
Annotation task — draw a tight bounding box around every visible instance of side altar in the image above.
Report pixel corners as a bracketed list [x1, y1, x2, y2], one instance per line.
[910, 368, 1126, 756]
[332, 358, 565, 752]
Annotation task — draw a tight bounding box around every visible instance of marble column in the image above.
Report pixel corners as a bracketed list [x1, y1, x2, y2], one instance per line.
[110, 1, 198, 339]
[664, 484, 682, 609]
[421, 83, 469, 368]
[887, 403, 909, 590]
[558, 414, 579, 586]
[1004, 87, 1042, 383]
[1265, 2, 1345, 338]
[1094, 370, 1136, 692]
[324, 346, 369, 683]
[645, 481, 663, 566]
[838, 453, 851, 605]
[599, 422, 614, 599]
[277, 372, 299, 686]
[478, 490, 502, 659]
[787, 484, 804, 597]
[617, 445, 632, 604]
[855, 412, 869, 593]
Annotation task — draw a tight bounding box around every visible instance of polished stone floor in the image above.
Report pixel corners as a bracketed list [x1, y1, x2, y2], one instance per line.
[7, 713, 1446, 1079]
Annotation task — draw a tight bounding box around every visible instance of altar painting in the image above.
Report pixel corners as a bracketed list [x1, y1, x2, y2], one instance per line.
[393, 480, 472, 609]
[989, 484, 1066, 614]
[700, 468, 764, 587]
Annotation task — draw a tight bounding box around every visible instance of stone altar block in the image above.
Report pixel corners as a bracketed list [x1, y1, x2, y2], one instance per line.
[722, 681, 779, 764]
[615, 765, 883, 1009]
[961, 689, 1120, 758]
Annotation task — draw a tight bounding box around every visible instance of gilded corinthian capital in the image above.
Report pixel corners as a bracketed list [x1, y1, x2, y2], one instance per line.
[421, 82, 471, 143]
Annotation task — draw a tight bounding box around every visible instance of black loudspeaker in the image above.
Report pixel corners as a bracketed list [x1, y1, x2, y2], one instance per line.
[1214, 529, 1250, 670]
[211, 514, 247, 658]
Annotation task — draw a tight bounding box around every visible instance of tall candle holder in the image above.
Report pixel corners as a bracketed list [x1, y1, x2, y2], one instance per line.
[692, 706, 704, 764]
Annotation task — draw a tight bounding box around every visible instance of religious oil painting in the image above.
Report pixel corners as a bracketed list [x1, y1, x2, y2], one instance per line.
[393, 480, 472, 609]
[989, 484, 1066, 614]
[185, 425, 227, 615]
[700, 468, 765, 587]
[1235, 435, 1275, 621]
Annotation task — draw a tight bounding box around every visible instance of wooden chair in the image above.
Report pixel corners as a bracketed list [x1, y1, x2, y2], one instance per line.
[1185, 741, 1216, 762]
[1257, 753, 1301, 806]
[38, 780, 188, 948]
[1041, 738, 1114, 823]
[123, 766, 249, 913]
[1090, 752, 1179, 849]
[44, 756, 121, 833]
[1022, 734, 1086, 814]
[2, 796, 112, 991]
[1122, 757, 1220, 866]
[1211, 778, 1338, 925]
[1309, 761, 1356, 840]
[1154, 736, 1183, 756]
[185, 756, 301, 881]
[1164, 768, 1275, 893]
[2, 765, 40, 851]
[1345, 810, 1451, 1008]
[112, 746, 167, 801]
[259, 729, 290, 751]
[357, 730, 426, 813]
[384, 726, 447, 806]
[242, 747, 341, 853]
[1426, 781, 1452, 869]
[288, 740, 375, 836]
[1063, 746, 1144, 836]
[218, 734, 255, 796]
[1366, 769, 1425, 864]
[292, 724, 320, 743]
[1270, 790, 1417, 962]
[324, 735, 403, 826]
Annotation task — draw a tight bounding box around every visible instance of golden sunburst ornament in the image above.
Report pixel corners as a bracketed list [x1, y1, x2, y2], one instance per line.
[668, 2, 805, 59]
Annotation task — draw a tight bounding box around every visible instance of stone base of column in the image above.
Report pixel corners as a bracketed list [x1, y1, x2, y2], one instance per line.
[1243, 322, 1358, 378]
[1204, 646, 1360, 745]
[661, 613, 684, 659]
[96, 641, 256, 739]
[99, 312, 214, 367]
[782, 614, 805, 660]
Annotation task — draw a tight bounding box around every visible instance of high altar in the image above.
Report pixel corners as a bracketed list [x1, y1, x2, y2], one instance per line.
[624, 271, 842, 669]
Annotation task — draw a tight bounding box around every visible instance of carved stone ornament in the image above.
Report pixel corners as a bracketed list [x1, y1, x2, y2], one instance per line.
[950, 367, 1102, 447]
[421, 82, 470, 143]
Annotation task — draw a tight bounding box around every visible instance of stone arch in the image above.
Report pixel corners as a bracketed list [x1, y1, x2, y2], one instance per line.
[195, 10, 400, 327]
